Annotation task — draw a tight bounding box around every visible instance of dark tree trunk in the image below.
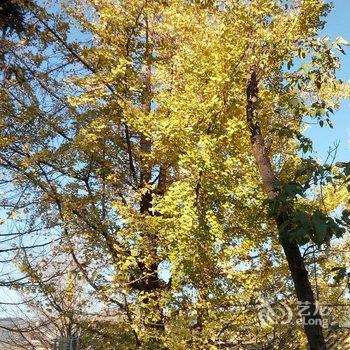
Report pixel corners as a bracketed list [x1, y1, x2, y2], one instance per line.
[136, 13, 166, 339]
[246, 68, 326, 350]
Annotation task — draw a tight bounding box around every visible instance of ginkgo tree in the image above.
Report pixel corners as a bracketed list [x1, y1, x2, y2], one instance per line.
[0, 0, 349, 349]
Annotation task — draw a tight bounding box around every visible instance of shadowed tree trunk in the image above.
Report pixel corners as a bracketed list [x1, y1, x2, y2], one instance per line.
[245, 67, 326, 350]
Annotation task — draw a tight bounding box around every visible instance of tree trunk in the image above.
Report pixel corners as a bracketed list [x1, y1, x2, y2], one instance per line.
[137, 12, 166, 341]
[246, 67, 326, 350]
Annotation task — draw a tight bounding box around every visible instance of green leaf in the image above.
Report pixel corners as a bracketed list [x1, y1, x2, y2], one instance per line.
[290, 97, 300, 108]
[294, 210, 309, 226]
[345, 164, 350, 177]
[311, 212, 328, 244]
[293, 227, 310, 245]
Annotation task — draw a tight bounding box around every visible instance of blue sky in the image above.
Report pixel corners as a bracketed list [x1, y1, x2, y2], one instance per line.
[305, 0, 350, 162]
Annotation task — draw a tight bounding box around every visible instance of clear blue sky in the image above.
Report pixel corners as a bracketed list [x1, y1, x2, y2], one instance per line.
[305, 0, 350, 162]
